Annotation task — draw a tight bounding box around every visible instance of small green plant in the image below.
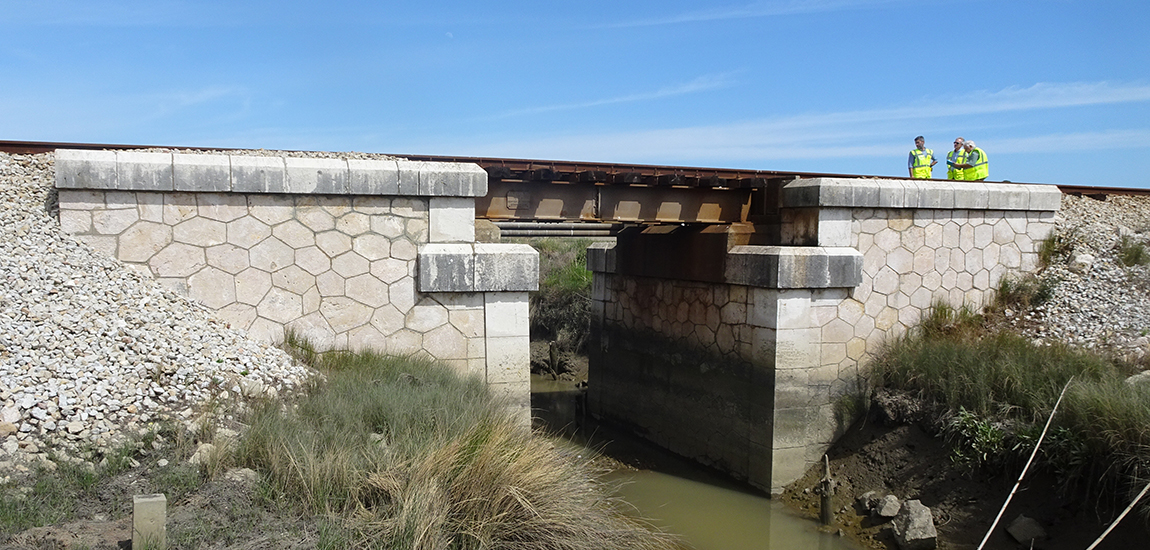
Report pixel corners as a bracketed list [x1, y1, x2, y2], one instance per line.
[1038, 229, 1074, 267]
[993, 273, 1057, 311]
[1117, 235, 1150, 267]
[944, 408, 1006, 471]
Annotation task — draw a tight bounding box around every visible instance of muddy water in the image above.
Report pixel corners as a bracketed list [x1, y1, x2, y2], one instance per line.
[532, 376, 860, 550]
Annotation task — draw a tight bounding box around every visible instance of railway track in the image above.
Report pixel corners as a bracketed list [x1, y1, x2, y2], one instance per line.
[2, 139, 1146, 197]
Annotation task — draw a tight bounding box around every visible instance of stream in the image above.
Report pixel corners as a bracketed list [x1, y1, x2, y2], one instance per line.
[532, 376, 861, 550]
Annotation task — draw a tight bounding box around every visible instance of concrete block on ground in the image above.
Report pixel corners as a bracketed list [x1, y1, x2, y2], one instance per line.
[133, 493, 167, 549]
[230, 155, 286, 193]
[347, 158, 400, 195]
[173, 153, 230, 192]
[1006, 515, 1046, 544]
[55, 149, 117, 189]
[1028, 184, 1063, 211]
[285, 157, 349, 194]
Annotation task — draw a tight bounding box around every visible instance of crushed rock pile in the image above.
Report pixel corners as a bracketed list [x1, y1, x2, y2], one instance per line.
[0, 152, 313, 478]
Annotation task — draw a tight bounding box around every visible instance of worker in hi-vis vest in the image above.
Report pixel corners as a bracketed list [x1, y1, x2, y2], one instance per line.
[956, 141, 989, 181]
[908, 135, 937, 178]
[946, 137, 967, 180]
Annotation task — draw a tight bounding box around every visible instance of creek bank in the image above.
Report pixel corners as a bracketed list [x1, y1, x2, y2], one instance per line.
[778, 405, 1149, 550]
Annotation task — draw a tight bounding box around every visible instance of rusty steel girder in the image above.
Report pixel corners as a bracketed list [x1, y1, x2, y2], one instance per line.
[479, 179, 754, 224]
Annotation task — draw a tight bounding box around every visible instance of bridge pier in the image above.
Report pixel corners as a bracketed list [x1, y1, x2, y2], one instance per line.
[587, 178, 1061, 493]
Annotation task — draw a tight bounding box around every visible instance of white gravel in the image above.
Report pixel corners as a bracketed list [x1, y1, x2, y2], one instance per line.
[0, 152, 314, 475]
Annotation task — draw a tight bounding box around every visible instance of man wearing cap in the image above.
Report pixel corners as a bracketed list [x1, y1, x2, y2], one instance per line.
[908, 136, 937, 179]
[956, 141, 989, 181]
[946, 137, 966, 180]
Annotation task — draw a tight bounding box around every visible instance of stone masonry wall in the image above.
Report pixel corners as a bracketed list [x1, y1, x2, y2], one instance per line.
[588, 178, 1061, 492]
[54, 150, 537, 419]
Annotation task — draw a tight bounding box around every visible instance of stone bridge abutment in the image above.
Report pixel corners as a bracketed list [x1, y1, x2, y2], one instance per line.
[586, 177, 1061, 493]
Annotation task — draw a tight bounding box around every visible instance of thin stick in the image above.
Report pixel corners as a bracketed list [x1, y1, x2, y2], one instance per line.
[1084, 479, 1150, 550]
[976, 377, 1074, 550]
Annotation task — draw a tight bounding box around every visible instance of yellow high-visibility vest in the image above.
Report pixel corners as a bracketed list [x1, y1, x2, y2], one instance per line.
[910, 148, 934, 179]
[947, 149, 966, 180]
[965, 148, 989, 181]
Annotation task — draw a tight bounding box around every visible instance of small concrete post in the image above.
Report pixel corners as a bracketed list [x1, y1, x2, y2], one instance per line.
[133, 493, 167, 549]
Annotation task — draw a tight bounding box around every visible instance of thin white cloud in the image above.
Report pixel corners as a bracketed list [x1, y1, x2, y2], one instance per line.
[454, 81, 1150, 163]
[606, 0, 913, 28]
[486, 74, 736, 119]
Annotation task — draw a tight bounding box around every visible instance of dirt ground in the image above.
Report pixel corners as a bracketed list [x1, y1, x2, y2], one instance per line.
[778, 408, 1150, 550]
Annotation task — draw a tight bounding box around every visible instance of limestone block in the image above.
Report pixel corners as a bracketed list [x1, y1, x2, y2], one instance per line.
[352, 234, 391, 261]
[162, 193, 198, 225]
[316, 230, 353, 257]
[416, 161, 487, 197]
[348, 159, 400, 195]
[150, 243, 206, 278]
[197, 193, 248, 223]
[372, 215, 406, 239]
[371, 258, 410, 284]
[174, 217, 226, 247]
[132, 493, 166, 550]
[817, 208, 852, 247]
[474, 243, 539, 292]
[272, 220, 315, 249]
[249, 238, 294, 272]
[771, 446, 809, 493]
[347, 324, 388, 351]
[486, 335, 530, 384]
[887, 248, 913, 275]
[272, 265, 316, 295]
[429, 197, 476, 243]
[423, 324, 468, 360]
[119, 222, 172, 263]
[877, 180, 907, 208]
[336, 211, 371, 237]
[775, 328, 820, 368]
[332, 251, 370, 278]
[953, 181, 990, 209]
[286, 157, 349, 194]
[56, 149, 117, 189]
[417, 243, 475, 292]
[174, 153, 230, 192]
[226, 216, 271, 249]
[370, 304, 406, 335]
[92, 208, 139, 235]
[901, 180, 922, 209]
[316, 297, 370, 333]
[295, 246, 331, 275]
[916, 180, 955, 209]
[215, 303, 257, 330]
[188, 267, 237, 309]
[59, 208, 92, 234]
[390, 276, 417, 312]
[288, 312, 338, 350]
[1029, 184, 1062, 211]
[230, 155, 286, 193]
[586, 241, 617, 273]
[235, 268, 272, 306]
[258, 287, 303, 324]
[298, 205, 336, 232]
[485, 293, 529, 338]
[247, 194, 295, 226]
[341, 274, 387, 308]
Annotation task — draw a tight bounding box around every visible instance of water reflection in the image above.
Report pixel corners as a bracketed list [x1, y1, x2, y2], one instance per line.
[532, 375, 859, 550]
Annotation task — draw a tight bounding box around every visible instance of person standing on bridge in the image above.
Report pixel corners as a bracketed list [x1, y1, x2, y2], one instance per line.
[908, 136, 937, 179]
[956, 140, 989, 181]
[946, 137, 966, 180]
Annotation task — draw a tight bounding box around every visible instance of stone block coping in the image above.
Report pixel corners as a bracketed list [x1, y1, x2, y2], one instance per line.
[55, 149, 488, 197]
[418, 243, 539, 293]
[725, 246, 863, 289]
[783, 177, 1061, 212]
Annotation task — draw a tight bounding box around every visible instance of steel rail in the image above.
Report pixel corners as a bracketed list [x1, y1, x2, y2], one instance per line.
[3, 139, 1147, 196]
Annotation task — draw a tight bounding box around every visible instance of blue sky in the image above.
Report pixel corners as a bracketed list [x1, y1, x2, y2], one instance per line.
[2, 0, 1148, 187]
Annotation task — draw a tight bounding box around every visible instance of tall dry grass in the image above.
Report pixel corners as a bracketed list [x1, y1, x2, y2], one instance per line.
[235, 344, 678, 549]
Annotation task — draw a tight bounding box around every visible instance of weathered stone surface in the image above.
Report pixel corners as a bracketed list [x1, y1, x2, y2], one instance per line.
[877, 494, 902, 518]
[1006, 514, 1046, 544]
[891, 500, 937, 550]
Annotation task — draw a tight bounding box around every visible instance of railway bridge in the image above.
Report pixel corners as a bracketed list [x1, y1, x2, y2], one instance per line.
[8, 140, 1066, 493]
